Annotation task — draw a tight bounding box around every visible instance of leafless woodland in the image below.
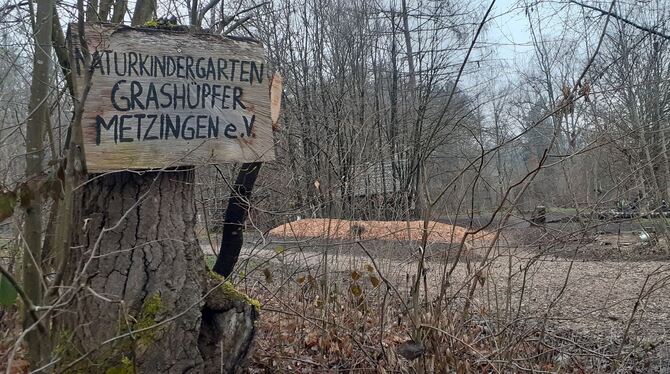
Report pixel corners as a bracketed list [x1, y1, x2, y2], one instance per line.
[1, 0, 670, 372]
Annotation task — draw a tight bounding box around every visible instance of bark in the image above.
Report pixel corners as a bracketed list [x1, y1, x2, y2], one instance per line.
[198, 276, 258, 373]
[111, 0, 127, 23]
[400, 0, 424, 218]
[661, 124, 670, 199]
[51, 5, 74, 100]
[23, 0, 53, 363]
[131, 0, 155, 26]
[55, 170, 257, 373]
[99, 0, 113, 22]
[86, 0, 99, 22]
[52, 8, 259, 369]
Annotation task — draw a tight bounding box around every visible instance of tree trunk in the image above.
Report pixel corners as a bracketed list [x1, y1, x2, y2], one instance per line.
[213, 162, 261, 278]
[55, 170, 257, 373]
[23, 0, 53, 363]
[131, 0, 155, 27]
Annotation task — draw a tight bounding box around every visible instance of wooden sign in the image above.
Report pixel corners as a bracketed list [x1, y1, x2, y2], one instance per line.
[67, 23, 275, 172]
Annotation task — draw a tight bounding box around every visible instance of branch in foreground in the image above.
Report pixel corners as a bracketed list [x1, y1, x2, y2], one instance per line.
[0, 263, 47, 334]
[570, 0, 670, 41]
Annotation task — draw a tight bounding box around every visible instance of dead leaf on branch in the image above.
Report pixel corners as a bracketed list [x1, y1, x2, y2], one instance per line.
[0, 189, 17, 222]
[263, 268, 273, 283]
[349, 283, 362, 297]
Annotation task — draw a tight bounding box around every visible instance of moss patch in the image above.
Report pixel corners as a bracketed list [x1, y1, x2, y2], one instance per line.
[133, 293, 164, 355]
[138, 293, 163, 323]
[208, 270, 261, 312]
[53, 327, 135, 373]
[105, 356, 134, 374]
[221, 281, 261, 312]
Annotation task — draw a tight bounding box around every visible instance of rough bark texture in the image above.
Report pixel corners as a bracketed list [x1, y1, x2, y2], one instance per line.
[198, 277, 258, 373]
[23, 0, 53, 363]
[56, 169, 257, 373]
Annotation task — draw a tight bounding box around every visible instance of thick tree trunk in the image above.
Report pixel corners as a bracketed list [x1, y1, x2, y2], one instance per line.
[55, 170, 257, 373]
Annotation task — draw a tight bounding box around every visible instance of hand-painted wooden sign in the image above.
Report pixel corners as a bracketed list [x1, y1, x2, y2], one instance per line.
[67, 23, 275, 172]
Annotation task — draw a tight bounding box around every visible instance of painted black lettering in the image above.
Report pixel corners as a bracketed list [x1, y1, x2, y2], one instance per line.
[145, 83, 159, 109]
[155, 56, 166, 76]
[173, 84, 186, 110]
[119, 115, 134, 142]
[111, 80, 130, 111]
[206, 58, 216, 80]
[104, 51, 112, 76]
[159, 114, 165, 139]
[165, 115, 180, 139]
[166, 56, 176, 77]
[239, 61, 250, 82]
[159, 83, 173, 108]
[134, 113, 146, 140]
[201, 83, 211, 109]
[176, 56, 185, 78]
[95, 115, 118, 145]
[114, 52, 127, 76]
[185, 56, 194, 79]
[195, 57, 206, 79]
[217, 58, 228, 80]
[187, 82, 200, 109]
[222, 85, 231, 109]
[144, 114, 158, 140]
[128, 52, 139, 76]
[211, 84, 221, 108]
[208, 116, 219, 138]
[224, 123, 238, 138]
[91, 51, 105, 75]
[139, 54, 151, 76]
[129, 81, 145, 110]
[250, 62, 264, 84]
[233, 86, 245, 109]
[195, 115, 208, 139]
[181, 115, 195, 140]
[229, 59, 239, 80]
[243, 115, 255, 137]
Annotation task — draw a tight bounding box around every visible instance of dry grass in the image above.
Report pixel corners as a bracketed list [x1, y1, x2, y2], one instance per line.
[234, 229, 670, 373]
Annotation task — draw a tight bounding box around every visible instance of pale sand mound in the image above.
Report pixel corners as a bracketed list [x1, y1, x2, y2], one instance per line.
[269, 218, 493, 243]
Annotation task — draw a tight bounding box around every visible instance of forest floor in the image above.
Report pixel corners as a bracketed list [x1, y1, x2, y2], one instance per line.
[209, 216, 670, 372]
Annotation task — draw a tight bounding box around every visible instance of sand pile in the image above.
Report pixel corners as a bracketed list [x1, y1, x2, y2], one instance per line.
[269, 218, 493, 243]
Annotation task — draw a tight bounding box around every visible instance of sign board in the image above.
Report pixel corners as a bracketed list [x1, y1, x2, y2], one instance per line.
[67, 23, 275, 172]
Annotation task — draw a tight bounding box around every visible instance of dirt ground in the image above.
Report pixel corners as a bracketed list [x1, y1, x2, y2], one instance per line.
[226, 218, 670, 371]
